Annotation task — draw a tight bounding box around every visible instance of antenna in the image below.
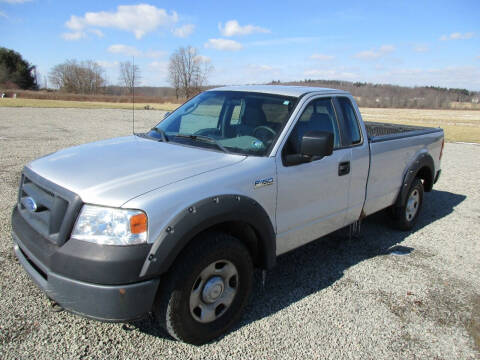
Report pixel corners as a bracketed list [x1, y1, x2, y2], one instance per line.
[132, 56, 135, 134]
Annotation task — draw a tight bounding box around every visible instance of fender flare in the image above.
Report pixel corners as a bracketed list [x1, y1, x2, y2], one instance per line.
[139, 194, 276, 278]
[394, 152, 434, 208]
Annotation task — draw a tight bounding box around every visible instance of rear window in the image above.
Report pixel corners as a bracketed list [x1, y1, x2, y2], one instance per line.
[337, 97, 361, 145]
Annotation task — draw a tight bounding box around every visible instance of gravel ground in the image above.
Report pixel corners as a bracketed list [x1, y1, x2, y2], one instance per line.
[0, 107, 479, 359]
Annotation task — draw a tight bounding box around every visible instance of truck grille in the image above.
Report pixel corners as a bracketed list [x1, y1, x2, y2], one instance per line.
[17, 167, 83, 246]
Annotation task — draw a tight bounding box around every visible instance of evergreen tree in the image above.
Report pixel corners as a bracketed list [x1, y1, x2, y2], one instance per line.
[0, 47, 37, 89]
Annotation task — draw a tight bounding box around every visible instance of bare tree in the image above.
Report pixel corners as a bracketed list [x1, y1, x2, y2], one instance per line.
[49, 60, 105, 94]
[169, 63, 181, 100]
[168, 46, 212, 99]
[119, 61, 141, 95]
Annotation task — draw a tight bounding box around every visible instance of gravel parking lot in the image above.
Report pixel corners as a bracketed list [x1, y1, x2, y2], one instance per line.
[0, 107, 479, 359]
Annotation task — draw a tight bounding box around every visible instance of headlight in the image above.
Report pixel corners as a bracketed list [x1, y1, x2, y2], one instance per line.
[71, 205, 147, 245]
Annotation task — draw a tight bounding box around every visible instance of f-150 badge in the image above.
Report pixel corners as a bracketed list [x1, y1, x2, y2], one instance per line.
[254, 177, 274, 189]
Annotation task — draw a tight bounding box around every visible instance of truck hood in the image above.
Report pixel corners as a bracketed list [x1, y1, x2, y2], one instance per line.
[27, 135, 246, 207]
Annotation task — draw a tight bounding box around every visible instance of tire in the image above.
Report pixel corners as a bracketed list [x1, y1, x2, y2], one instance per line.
[390, 177, 424, 231]
[154, 232, 253, 345]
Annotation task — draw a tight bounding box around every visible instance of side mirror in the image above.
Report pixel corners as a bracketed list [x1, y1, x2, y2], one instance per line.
[300, 131, 334, 158]
[284, 131, 334, 166]
[163, 111, 171, 119]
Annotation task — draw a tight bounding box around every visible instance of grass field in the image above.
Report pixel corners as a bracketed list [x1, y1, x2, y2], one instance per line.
[360, 108, 480, 143]
[0, 98, 179, 111]
[1, 98, 479, 143]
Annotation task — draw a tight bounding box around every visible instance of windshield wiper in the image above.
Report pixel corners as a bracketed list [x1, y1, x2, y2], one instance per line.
[150, 127, 168, 142]
[174, 133, 230, 153]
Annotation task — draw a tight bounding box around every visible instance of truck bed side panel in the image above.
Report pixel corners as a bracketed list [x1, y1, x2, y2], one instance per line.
[364, 131, 443, 216]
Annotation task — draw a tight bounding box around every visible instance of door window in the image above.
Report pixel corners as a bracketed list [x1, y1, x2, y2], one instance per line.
[283, 98, 341, 159]
[337, 97, 361, 145]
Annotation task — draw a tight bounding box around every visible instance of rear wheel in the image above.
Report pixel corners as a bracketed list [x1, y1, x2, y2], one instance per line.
[154, 232, 253, 345]
[390, 177, 424, 230]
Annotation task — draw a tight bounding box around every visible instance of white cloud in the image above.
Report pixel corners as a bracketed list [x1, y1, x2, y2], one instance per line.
[61, 28, 104, 41]
[440, 32, 474, 41]
[310, 54, 334, 61]
[172, 24, 195, 38]
[0, 0, 32, 3]
[218, 20, 270, 37]
[379, 45, 395, 53]
[304, 69, 357, 79]
[249, 37, 317, 47]
[194, 55, 211, 63]
[89, 29, 104, 38]
[107, 45, 165, 58]
[144, 50, 166, 58]
[61, 31, 85, 41]
[374, 66, 480, 90]
[65, 4, 178, 40]
[204, 38, 243, 51]
[149, 61, 168, 69]
[413, 44, 429, 53]
[108, 44, 141, 57]
[216, 64, 284, 84]
[247, 64, 273, 71]
[96, 60, 119, 69]
[0, 10, 7, 18]
[145, 61, 169, 85]
[354, 50, 379, 60]
[355, 45, 395, 60]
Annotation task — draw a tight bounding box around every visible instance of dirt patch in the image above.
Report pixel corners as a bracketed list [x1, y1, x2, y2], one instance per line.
[378, 276, 480, 355]
[0, 315, 39, 345]
[466, 295, 480, 352]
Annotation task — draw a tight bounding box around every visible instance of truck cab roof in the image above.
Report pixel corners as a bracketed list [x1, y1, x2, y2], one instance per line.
[208, 85, 349, 98]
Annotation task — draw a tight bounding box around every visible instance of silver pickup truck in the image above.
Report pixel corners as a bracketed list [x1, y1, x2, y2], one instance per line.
[12, 85, 444, 344]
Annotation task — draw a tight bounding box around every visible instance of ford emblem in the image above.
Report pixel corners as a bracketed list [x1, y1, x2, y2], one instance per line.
[21, 197, 38, 212]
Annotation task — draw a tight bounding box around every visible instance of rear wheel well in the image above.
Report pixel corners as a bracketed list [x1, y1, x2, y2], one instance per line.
[416, 166, 433, 192]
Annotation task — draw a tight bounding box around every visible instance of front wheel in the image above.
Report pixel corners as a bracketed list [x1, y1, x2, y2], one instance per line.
[154, 232, 253, 345]
[390, 177, 424, 230]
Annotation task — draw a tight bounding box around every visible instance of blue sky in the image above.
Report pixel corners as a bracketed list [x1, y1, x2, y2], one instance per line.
[1, 0, 479, 90]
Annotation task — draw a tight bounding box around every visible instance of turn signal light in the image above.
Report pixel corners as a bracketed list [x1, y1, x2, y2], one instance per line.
[130, 213, 147, 234]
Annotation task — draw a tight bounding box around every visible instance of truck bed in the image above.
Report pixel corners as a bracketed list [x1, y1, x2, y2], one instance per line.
[365, 121, 443, 143]
[363, 120, 443, 218]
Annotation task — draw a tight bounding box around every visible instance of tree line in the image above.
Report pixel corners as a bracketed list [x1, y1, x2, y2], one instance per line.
[46, 45, 212, 98]
[1, 46, 478, 108]
[278, 79, 479, 109]
[0, 45, 211, 98]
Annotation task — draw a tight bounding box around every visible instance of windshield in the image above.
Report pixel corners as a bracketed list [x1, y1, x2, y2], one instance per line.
[147, 91, 298, 156]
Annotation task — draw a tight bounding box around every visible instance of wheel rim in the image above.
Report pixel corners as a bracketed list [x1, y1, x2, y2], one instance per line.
[406, 189, 420, 221]
[189, 260, 238, 323]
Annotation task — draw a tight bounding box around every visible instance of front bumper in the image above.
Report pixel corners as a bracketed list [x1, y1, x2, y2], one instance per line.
[13, 232, 159, 322]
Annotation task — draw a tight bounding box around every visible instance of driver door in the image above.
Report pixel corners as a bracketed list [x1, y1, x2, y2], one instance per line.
[275, 97, 351, 255]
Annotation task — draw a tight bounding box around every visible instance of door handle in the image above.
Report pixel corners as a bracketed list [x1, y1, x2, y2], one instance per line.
[338, 161, 350, 176]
